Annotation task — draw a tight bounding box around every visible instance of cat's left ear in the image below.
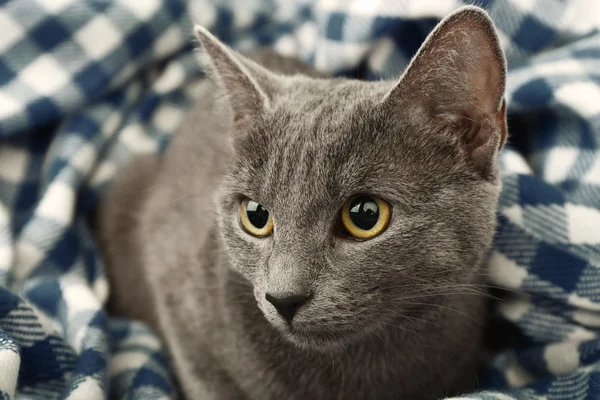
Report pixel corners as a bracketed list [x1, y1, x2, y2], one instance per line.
[194, 26, 275, 132]
[383, 6, 507, 176]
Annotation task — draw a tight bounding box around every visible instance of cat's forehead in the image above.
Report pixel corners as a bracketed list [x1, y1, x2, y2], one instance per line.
[261, 84, 386, 166]
[233, 85, 404, 205]
[230, 77, 468, 209]
[267, 78, 390, 141]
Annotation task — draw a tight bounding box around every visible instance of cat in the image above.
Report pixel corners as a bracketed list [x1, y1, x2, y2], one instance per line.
[96, 5, 507, 400]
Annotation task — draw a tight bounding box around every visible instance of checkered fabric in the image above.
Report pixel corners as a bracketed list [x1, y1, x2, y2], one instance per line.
[0, 0, 598, 398]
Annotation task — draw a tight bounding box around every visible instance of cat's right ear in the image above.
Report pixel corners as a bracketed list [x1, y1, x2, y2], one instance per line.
[382, 7, 507, 178]
[194, 26, 273, 132]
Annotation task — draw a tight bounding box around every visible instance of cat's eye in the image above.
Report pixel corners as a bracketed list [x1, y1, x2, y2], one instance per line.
[240, 198, 274, 237]
[340, 195, 391, 240]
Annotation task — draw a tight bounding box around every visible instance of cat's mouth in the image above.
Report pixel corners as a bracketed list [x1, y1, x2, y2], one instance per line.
[256, 291, 371, 351]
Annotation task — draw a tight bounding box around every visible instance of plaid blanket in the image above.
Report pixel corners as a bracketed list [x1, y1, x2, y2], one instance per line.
[0, 0, 599, 398]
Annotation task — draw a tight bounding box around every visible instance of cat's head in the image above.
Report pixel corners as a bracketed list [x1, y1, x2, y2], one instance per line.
[196, 6, 507, 351]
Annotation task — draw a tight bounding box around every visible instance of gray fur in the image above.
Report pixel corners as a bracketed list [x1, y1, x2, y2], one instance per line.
[96, 6, 507, 400]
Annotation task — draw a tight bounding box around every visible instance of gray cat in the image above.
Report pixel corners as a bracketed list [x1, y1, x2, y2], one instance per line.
[96, 6, 508, 400]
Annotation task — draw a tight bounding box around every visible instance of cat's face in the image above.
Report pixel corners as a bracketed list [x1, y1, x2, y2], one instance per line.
[197, 6, 507, 351]
[216, 83, 501, 350]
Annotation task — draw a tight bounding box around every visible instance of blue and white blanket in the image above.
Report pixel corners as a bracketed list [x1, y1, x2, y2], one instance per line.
[0, 0, 599, 398]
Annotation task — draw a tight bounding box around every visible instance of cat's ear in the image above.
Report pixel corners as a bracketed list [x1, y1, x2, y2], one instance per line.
[194, 26, 274, 131]
[383, 6, 507, 176]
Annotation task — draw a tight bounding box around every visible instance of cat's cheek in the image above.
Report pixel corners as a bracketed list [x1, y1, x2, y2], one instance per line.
[330, 234, 388, 267]
[225, 220, 277, 291]
[253, 287, 270, 315]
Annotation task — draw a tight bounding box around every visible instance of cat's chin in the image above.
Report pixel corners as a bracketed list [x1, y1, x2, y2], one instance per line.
[279, 325, 365, 353]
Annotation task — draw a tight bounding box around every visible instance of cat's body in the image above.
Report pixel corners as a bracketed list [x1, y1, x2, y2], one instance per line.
[97, 7, 508, 400]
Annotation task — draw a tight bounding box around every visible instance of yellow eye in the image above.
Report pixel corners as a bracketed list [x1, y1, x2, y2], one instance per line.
[240, 198, 274, 237]
[340, 195, 391, 239]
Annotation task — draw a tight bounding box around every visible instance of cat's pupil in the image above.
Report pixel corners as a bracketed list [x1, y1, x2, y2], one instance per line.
[349, 196, 379, 230]
[247, 201, 269, 229]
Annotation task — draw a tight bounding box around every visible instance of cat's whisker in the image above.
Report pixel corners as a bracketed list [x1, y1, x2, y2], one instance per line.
[380, 316, 477, 348]
[381, 320, 427, 338]
[394, 301, 479, 323]
[338, 350, 346, 390]
[166, 101, 186, 110]
[141, 183, 161, 192]
[371, 330, 392, 362]
[328, 347, 336, 377]
[170, 192, 198, 205]
[379, 283, 489, 295]
[393, 290, 500, 302]
[379, 282, 520, 299]
[393, 313, 442, 328]
[403, 273, 525, 295]
[374, 328, 391, 360]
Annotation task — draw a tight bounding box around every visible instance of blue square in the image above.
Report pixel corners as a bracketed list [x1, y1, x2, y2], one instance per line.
[30, 18, 70, 50]
[578, 118, 595, 150]
[518, 175, 565, 206]
[88, 2, 111, 12]
[573, 47, 600, 58]
[513, 16, 556, 53]
[0, 289, 20, 318]
[0, 59, 15, 87]
[326, 13, 345, 40]
[139, 95, 160, 122]
[375, 17, 437, 60]
[20, 339, 74, 384]
[77, 349, 105, 375]
[512, 78, 553, 106]
[74, 63, 108, 98]
[531, 242, 587, 292]
[132, 366, 173, 393]
[25, 280, 62, 316]
[475, 0, 494, 7]
[13, 182, 38, 217]
[28, 128, 55, 153]
[47, 158, 68, 181]
[165, 0, 185, 19]
[253, 14, 274, 46]
[89, 312, 107, 330]
[79, 189, 98, 216]
[299, 5, 311, 20]
[104, 87, 127, 107]
[26, 97, 61, 128]
[68, 114, 100, 140]
[212, 7, 234, 42]
[558, 180, 578, 194]
[127, 25, 153, 58]
[372, 16, 397, 38]
[48, 228, 78, 269]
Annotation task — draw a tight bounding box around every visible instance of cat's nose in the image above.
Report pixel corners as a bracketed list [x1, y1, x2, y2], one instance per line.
[265, 293, 310, 323]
